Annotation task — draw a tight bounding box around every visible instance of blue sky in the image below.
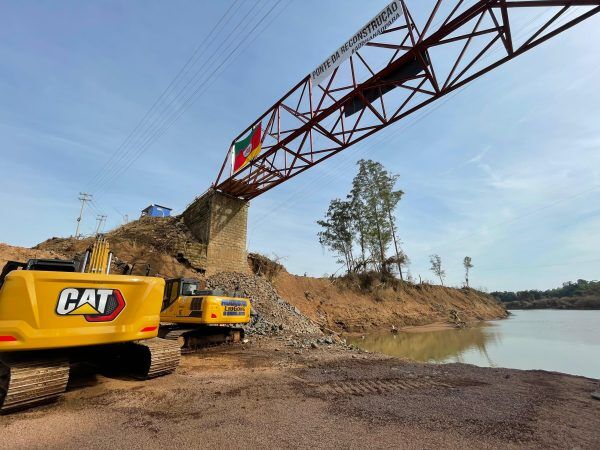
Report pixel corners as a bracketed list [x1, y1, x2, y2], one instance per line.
[1, 1, 599, 291]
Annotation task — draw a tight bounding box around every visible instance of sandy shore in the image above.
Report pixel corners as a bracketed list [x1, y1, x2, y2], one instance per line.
[0, 337, 598, 449]
[399, 321, 459, 332]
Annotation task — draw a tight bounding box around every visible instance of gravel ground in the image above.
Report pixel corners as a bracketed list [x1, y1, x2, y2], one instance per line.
[0, 337, 598, 449]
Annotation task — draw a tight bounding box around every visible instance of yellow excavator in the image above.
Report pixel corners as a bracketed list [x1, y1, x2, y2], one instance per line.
[0, 237, 180, 412]
[159, 277, 251, 352]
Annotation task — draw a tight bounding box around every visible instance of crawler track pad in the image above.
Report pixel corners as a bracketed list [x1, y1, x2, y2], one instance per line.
[123, 338, 181, 379]
[0, 358, 69, 413]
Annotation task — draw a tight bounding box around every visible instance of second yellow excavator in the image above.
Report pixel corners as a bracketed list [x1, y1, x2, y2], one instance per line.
[159, 277, 251, 352]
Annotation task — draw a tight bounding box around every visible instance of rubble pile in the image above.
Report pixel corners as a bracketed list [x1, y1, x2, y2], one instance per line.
[206, 272, 323, 337]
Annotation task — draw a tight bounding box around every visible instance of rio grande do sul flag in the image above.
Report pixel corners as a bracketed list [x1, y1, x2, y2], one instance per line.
[232, 123, 262, 173]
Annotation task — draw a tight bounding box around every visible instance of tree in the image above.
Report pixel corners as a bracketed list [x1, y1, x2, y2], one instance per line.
[375, 164, 406, 280]
[463, 256, 473, 288]
[348, 184, 370, 271]
[317, 199, 355, 274]
[317, 159, 408, 279]
[350, 161, 389, 273]
[429, 254, 446, 285]
[350, 159, 405, 276]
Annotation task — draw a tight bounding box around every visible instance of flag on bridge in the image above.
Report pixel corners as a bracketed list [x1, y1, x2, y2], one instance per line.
[232, 123, 262, 174]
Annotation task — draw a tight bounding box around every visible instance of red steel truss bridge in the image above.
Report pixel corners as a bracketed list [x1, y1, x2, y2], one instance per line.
[214, 0, 600, 200]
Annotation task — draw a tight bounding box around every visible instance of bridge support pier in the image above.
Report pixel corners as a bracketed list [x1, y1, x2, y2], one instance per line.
[182, 190, 249, 275]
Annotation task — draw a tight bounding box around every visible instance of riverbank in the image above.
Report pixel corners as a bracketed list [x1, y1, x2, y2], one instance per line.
[504, 297, 600, 309]
[273, 270, 507, 332]
[0, 336, 597, 449]
[398, 321, 459, 332]
[492, 280, 600, 310]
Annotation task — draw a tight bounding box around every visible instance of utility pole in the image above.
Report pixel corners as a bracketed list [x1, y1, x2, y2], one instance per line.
[95, 214, 107, 235]
[75, 193, 92, 239]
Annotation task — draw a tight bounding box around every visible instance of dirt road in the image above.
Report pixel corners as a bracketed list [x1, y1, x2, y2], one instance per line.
[1, 338, 598, 449]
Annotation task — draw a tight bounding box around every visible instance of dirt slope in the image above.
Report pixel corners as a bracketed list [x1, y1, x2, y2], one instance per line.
[274, 270, 506, 332]
[36, 217, 201, 278]
[0, 243, 66, 270]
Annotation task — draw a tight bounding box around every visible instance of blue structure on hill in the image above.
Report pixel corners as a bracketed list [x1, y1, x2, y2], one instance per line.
[141, 204, 172, 218]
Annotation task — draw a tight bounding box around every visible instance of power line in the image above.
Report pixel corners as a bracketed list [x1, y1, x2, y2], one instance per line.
[84, 0, 244, 192]
[87, 1, 251, 193]
[88, 199, 107, 220]
[476, 257, 600, 272]
[89, 1, 588, 227]
[429, 185, 600, 253]
[89, 0, 278, 197]
[251, 7, 595, 270]
[91, 0, 287, 204]
[90, 1, 511, 214]
[249, 81, 470, 238]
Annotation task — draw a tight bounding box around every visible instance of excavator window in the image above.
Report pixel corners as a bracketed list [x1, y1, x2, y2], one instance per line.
[161, 280, 181, 311]
[182, 281, 200, 296]
[170, 281, 180, 301]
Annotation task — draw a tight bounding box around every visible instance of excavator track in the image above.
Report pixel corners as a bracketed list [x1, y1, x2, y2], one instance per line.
[72, 339, 180, 381]
[162, 329, 195, 355]
[160, 326, 244, 355]
[0, 358, 69, 413]
[126, 338, 181, 379]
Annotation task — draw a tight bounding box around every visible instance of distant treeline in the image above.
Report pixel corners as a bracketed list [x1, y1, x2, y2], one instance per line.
[491, 279, 600, 310]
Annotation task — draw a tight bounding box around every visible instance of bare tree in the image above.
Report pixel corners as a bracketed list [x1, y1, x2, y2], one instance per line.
[463, 256, 473, 288]
[429, 254, 446, 286]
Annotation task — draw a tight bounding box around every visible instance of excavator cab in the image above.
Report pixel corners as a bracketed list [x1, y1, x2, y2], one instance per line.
[162, 278, 201, 310]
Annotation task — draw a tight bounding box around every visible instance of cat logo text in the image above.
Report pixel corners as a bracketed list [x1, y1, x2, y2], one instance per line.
[56, 288, 126, 322]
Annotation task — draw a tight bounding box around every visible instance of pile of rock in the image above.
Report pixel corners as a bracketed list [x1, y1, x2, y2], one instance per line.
[206, 272, 323, 337]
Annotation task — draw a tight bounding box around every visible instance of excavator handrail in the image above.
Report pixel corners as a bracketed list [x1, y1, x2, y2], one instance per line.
[0, 261, 26, 289]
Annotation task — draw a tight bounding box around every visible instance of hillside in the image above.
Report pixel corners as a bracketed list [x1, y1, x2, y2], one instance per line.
[0, 243, 66, 270]
[12, 216, 506, 332]
[36, 216, 204, 278]
[492, 279, 600, 310]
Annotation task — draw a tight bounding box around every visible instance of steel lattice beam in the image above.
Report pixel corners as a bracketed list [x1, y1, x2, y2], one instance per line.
[214, 0, 600, 200]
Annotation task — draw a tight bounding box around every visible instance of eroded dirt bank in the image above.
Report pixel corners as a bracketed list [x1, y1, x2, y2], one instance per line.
[0, 243, 66, 269]
[273, 270, 506, 332]
[0, 338, 597, 449]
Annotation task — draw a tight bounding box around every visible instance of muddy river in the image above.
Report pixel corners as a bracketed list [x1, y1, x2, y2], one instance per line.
[347, 310, 600, 379]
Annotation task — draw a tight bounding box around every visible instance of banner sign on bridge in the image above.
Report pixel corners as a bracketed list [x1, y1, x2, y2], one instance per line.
[310, 0, 404, 85]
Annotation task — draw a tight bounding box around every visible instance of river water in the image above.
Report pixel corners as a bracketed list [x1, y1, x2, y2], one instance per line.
[346, 310, 600, 379]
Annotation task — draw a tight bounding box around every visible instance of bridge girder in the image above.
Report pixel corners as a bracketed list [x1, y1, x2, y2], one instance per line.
[214, 0, 600, 200]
